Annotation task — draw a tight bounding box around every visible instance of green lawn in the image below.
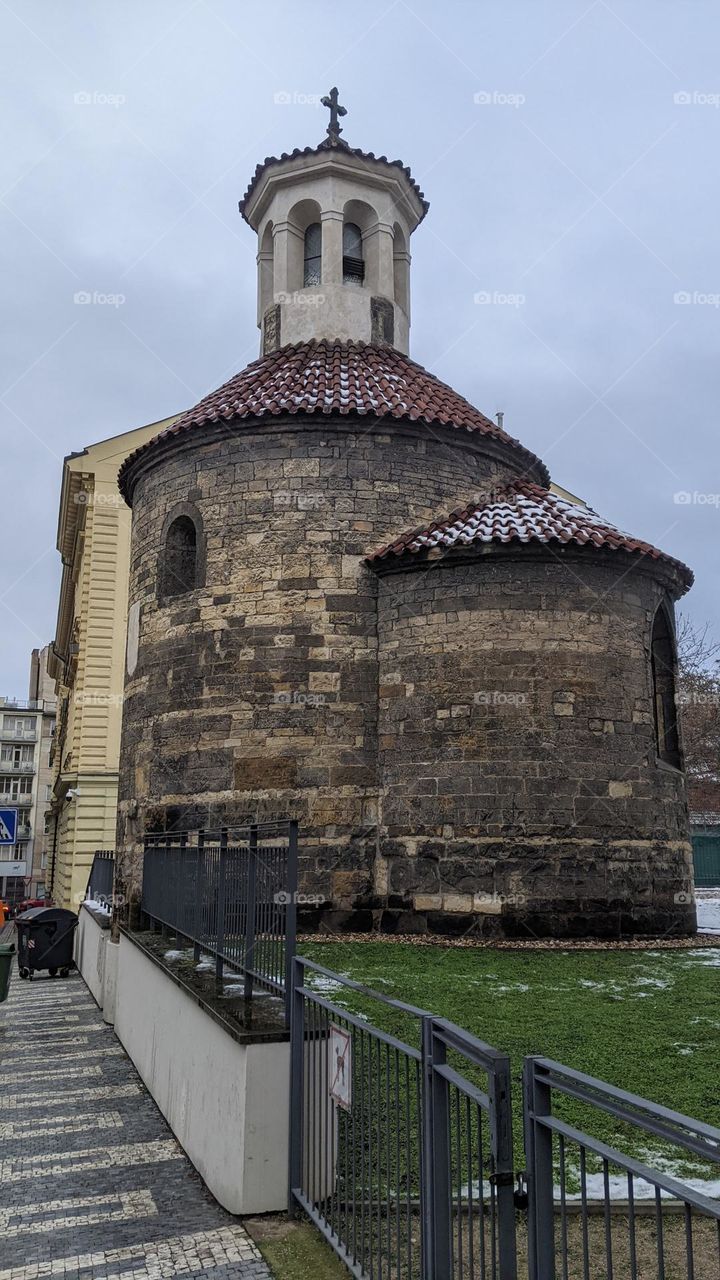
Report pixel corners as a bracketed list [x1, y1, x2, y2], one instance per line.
[301, 941, 720, 1181]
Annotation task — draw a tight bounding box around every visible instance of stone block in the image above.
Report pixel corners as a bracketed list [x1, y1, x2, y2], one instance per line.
[609, 781, 633, 798]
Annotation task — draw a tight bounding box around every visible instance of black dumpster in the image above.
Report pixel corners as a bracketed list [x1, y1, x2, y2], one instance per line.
[15, 907, 78, 980]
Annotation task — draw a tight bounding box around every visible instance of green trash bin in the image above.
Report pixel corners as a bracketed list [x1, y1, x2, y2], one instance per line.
[0, 942, 16, 1005]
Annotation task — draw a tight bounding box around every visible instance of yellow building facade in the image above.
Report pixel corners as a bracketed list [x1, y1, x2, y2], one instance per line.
[48, 417, 176, 909]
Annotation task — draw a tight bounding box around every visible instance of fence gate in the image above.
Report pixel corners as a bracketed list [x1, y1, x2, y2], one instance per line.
[288, 957, 517, 1279]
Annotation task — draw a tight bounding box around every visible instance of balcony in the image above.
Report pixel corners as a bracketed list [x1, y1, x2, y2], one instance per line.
[0, 727, 37, 742]
[0, 760, 35, 774]
[0, 792, 32, 805]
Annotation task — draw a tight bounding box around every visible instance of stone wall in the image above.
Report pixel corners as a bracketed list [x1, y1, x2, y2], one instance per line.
[116, 417, 527, 920]
[374, 547, 695, 937]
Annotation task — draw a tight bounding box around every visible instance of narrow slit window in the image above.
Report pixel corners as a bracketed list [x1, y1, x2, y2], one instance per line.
[343, 222, 364, 284]
[651, 607, 681, 768]
[164, 516, 197, 599]
[303, 223, 322, 287]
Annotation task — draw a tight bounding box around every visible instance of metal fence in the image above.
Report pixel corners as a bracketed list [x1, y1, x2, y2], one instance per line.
[524, 1056, 720, 1280]
[85, 849, 115, 905]
[289, 959, 720, 1280]
[141, 821, 298, 1019]
[692, 830, 720, 887]
[288, 956, 518, 1280]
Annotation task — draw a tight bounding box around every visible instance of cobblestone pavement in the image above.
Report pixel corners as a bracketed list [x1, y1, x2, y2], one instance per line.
[0, 954, 271, 1280]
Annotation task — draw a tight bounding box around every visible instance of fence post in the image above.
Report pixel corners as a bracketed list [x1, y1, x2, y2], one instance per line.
[193, 831, 204, 962]
[287, 954, 305, 1216]
[284, 820, 299, 1025]
[244, 824, 258, 1002]
[216, 828, 228, 981]
[140, 840, 149, 929]
[160, 838, 169, 938]
[421, 1017, 451, 1280]
[523, 1057, 555, 1280]
[489, 1055, 518, 1280]
[177, 833, 187, 944]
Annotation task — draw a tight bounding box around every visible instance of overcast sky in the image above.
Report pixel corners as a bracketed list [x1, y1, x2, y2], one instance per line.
[1, 0, 718, 696]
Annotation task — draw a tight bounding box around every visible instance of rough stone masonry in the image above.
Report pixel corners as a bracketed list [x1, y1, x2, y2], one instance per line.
[115, 123, 695, 940]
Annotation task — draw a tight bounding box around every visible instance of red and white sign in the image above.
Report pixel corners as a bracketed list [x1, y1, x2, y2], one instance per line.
[329, 1024, 352, 1110]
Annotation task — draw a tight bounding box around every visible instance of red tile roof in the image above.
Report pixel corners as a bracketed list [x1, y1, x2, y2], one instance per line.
[239, 137, 429, 223]
[118, 341, 549, 499]
[368, 480, 694, 589]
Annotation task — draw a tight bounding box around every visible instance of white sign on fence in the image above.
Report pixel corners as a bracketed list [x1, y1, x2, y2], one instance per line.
[329, 1024, 352, 1110]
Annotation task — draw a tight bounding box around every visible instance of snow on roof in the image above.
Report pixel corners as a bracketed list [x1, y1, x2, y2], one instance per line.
[368, 481, 693, 590]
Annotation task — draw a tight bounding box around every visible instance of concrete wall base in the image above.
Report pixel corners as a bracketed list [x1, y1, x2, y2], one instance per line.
[75, 907, 290, 1215]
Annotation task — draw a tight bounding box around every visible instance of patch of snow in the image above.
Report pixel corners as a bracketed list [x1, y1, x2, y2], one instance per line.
[690, 1015, 720, 1030]
[684, 948, 720, 968]
[310, 975, 348, 996]
[195, 961, 214, 972]
[578, 979, 622, 993]
[697, 896, 720, 934]
[163, 950, 184, 961]
[222, 984, 245, 996]
[563, 1172, 720, 1201]
[632, 976, 671, 990]
[489, 982, 530, 994]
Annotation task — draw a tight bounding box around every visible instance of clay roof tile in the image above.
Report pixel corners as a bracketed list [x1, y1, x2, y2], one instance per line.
[118, 340, 548, 500]
[367, 480, 693, 592]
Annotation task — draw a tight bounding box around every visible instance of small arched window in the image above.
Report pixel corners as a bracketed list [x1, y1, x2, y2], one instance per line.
[303, 223, 322, 287]
[651, 606, 681, 768]
[164, 516, 197, 599]
[343, 222, 364, 284]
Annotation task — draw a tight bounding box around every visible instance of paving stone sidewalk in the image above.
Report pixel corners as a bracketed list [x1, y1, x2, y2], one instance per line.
[0, 948, 271, 1280]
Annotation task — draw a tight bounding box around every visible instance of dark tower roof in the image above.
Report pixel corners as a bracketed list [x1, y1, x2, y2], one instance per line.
[118, 340, 549, 501]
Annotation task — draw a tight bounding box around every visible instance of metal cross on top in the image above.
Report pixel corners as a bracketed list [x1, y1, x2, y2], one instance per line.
[321, 86, 347, 141]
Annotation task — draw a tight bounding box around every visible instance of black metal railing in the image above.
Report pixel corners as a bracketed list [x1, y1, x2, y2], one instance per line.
[85, 849, 115, 906]
[288, 956, 518, 1280]
[289, 958, 720, 1280]
[141, 821, 298, 1020]
[524, 1057, 720, 1280]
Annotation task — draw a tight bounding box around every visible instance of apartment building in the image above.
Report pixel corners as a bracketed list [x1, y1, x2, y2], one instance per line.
[0, 649, 56, 906]
[47, 415, 177, 909]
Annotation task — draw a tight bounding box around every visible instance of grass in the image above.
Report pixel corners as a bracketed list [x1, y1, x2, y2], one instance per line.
[301, 941, 720, 1179]
[253, 944, 720, 1278]
[245, 1215, 348, 1280]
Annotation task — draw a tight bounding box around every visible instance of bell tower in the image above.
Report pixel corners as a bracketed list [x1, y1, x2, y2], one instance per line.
[239, 89, 428, 355]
